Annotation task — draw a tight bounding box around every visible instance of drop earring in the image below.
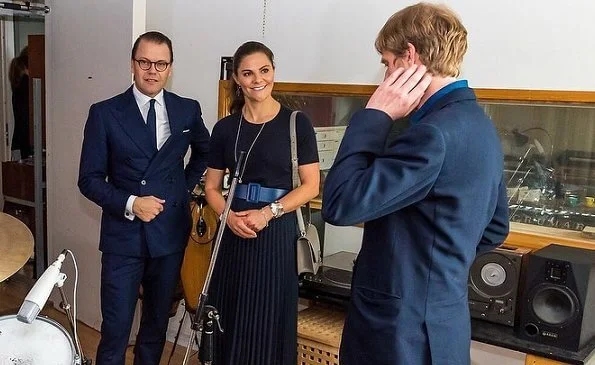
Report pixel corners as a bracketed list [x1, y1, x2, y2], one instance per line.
[236, 86, 242, 97]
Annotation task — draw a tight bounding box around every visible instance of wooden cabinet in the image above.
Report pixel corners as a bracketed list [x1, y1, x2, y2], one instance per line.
[2, 161, 35, 201]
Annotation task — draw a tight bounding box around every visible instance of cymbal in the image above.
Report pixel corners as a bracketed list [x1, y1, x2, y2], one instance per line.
[0, 212, 34, 282]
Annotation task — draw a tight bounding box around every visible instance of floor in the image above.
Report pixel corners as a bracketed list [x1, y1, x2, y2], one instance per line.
[0, 264, 198, 364]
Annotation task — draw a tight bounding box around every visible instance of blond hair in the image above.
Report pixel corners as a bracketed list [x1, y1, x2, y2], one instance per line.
[375, 2, 468, 77]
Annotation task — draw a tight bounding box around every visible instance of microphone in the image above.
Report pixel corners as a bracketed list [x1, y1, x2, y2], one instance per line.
[512, 129, 530, 146]
[17, 250, 68, 323]
[533, 139, 545, 155]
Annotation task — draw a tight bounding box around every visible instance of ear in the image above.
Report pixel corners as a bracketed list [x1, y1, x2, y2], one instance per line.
[405, 43, 419, 66]
[232, 73, 239, 85]
[130, 59, 135, 75]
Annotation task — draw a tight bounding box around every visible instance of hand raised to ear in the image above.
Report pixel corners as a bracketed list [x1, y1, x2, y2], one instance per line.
[366, 65, 432, 120]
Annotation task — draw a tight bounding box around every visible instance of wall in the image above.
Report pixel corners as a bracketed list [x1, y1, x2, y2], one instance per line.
[146, 1, 263, 128]
[147, 0, 595, 133]
[45, 0, 138, 329]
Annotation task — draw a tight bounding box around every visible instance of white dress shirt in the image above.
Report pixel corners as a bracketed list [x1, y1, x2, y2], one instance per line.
[124, 84, 171, 221]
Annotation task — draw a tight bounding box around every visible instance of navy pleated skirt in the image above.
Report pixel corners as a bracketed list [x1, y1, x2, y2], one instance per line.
[208, 198, 298, 365]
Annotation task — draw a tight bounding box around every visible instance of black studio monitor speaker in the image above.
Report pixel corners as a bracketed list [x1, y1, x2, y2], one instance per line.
[468, 246, 530, 326]
[517, 244, 595, 351]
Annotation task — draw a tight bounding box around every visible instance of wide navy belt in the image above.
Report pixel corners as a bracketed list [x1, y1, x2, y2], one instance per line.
[234, 183, 289, 203]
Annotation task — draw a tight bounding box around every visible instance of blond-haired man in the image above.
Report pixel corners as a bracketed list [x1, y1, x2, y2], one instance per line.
[323, 3, 509, 364]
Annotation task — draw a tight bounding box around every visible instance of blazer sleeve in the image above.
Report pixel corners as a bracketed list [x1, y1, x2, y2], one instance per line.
[322, 109, 446, 226]
[78, 104, 131, 217]
[477, 177, 510, 254]
[184, 100, 210, 191]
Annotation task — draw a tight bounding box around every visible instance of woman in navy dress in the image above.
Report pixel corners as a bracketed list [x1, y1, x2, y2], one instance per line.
[204, 41, 320, 365]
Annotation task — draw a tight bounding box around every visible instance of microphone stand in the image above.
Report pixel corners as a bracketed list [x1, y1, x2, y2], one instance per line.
[182, 151, 247, 365]
[507, 144, 534, 186]
[56, 279, 91, 365]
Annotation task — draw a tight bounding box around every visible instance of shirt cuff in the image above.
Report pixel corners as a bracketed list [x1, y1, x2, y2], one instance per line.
[125, 195, 137, 221]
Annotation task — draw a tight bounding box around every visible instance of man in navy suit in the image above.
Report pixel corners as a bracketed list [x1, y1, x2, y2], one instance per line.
[322, 3, 509, 365]
[78, 31, 209, 365]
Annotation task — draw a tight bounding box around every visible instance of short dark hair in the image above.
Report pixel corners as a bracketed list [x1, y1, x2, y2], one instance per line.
[131, 31, 173, 63]
[229, 41, 275, 114]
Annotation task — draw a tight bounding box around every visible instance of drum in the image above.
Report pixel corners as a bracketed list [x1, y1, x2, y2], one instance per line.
[0, 315, 75, 364]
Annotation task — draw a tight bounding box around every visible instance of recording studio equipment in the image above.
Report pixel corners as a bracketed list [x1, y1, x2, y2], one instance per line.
[182, 151, 247, 365]
[18, 250, 67, 324]
[9, 249, 90, 365]
[169, 190, 219, 364]
[0, 315, 76, 364]
[219, 56, 233, 80]
[512, 129, 546, 155]
[517, 244, 595, 351]
[300, 251, 357, 306]
[180, 193, 217, 312]
[190, 192, 218, 244]
[507, 139, 545, 196]
[468, 246, 530, 327]
[512, 129, 530, 146]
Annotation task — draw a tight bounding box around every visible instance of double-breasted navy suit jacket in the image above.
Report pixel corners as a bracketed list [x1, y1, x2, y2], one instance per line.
[322, 86, 509, 364]
[78, 86, 210, 257]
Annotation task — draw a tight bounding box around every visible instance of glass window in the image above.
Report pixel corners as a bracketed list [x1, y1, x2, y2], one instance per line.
[269, 86, 595, 234]
[483, 102, 595, 232]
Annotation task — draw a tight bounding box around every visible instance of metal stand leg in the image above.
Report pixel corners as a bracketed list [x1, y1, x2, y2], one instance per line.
[182, 312, 198, 364]
[167, 309, 187, 365]
[181, 151, 247, 365]
[58, 285, 92, 365]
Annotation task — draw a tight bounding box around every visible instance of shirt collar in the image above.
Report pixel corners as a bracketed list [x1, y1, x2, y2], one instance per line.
[132, 83, 165, 107]
[410, 79, 468, 124]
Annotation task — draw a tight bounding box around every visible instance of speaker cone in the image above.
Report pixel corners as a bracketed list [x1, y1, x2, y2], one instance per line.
[531, 285, 577, 325]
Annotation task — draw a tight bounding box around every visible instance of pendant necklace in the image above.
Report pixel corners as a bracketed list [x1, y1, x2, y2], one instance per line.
[234, 112, 266, 183]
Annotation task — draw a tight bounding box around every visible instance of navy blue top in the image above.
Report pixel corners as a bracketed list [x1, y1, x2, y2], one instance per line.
[208, 106, 319, 190]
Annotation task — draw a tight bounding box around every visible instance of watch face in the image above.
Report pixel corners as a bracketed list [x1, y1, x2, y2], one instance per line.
[270, 202, 284, 218]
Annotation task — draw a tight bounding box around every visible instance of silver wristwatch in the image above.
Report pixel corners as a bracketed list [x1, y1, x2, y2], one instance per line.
[269, 201, 285, 218]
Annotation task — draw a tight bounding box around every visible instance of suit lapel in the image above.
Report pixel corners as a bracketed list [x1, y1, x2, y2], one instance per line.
[111, 86, 156, 158]
[164, 90, 182, 137]
[143, 90, 185, 177]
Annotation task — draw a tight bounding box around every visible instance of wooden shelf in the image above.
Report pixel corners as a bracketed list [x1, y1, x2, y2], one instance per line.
[505, 222, 595, 251]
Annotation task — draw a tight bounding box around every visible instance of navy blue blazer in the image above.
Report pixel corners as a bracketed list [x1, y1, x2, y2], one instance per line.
[78, 86, 210, 257]
[322, 87, 509, 365]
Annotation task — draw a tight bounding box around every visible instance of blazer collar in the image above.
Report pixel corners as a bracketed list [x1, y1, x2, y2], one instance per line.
[163, 89, 182, 137]
[111, 87, 183, 158]
[410, 80, 475, 124]
[108, 86, 153, 158]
